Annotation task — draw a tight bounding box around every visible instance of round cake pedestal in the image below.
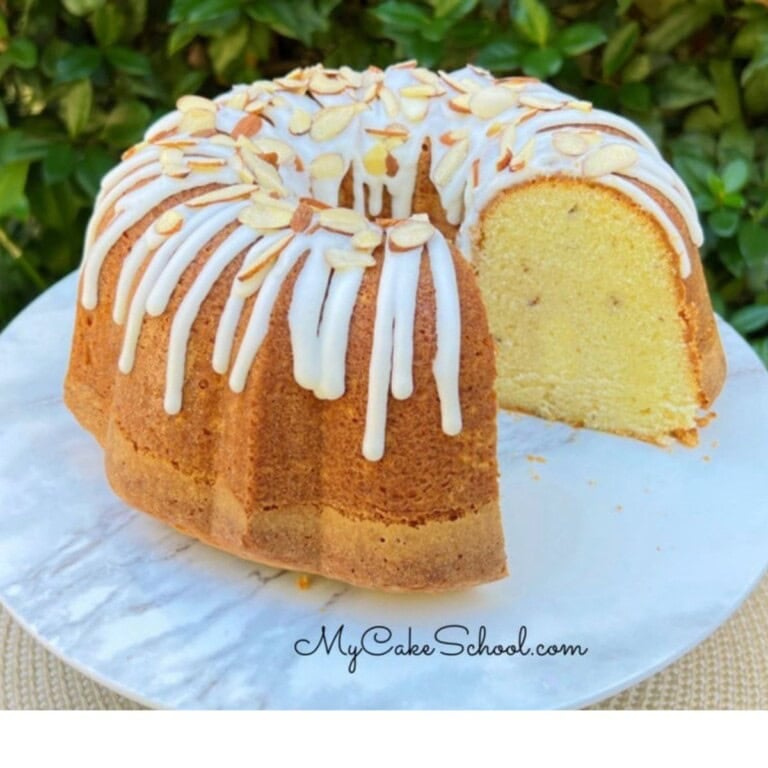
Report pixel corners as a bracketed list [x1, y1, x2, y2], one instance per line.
[1, 273, 767, 709]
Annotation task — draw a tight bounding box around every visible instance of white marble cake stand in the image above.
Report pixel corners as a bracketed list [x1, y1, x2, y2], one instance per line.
[1, 273, 767, 710]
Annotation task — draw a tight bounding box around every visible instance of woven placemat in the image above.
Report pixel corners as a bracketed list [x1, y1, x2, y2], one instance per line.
[2, 573, 766, 709]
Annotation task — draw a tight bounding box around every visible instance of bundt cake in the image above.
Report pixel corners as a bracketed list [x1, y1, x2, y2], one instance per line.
[64, 62, 726, 592]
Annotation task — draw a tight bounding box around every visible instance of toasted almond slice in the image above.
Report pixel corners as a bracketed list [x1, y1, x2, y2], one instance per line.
[251, 137, 294, 164]
[438, 70, 467, 93]
[363, 142, 388, 176]
[299, 196, 331, 211]
[365, 125, 409, 139]
[498, 75, 540, 86]
[469, 85, 518, 119]
[155, 209, 183, 236]
[499, 123, 517, 153]
[468, 63, 491, 78]
[459, 77, 484, 93]
[151, 137, 197, 149]
[385, 152, 399, 177]
[290, 203, 314, 233]
[310, 152, 345, 180]
[515, 107, 539, 125]
[187, 184, 258, 207]
[496, 147, 512, 172]
[318, 207, 368, 235]
[310, 104, 357, 141]
[519, 93, 563, 111]
[244, 99, 269, 114]
[188, 157, 226, 172]
[472, 157, 480, 189]
[448, 93, 472, 114]
[389, 218, 435, 252]
[339, 66, 363, 88]
[274, 77, 307, 93]
[392, 59, 417, 69]
[485, 122, 503, 138]
[379, 86, 399, 118]
[509, 137, 536, 172]
[361, 82, 379, 103]
[121, 141, 147, 160]
[352, 228, 383, 251]
[163, 163, 190, 178]
[400, 83, 442, 99]
[433, 138, 469, 187]
[552, 130, 590, 157]
[240, 148, 286, 192]
[440, 128, 469, 146]
[237, 233, 295, 287]
[224, 90, 249, 111]
[160, 147, 184, 167]
[179, 108, 216, 135]
[310, 70, 347, 95]
[400, 96, 430, 122]
[231, 113, 263, 139]
[239, 202, 294, 231]
[177, 94, 216, 113]
[582, 144, 638, 177]
[289, 107, 312, 136]
[325, 247, 376, 270]
[208, 133, 236, 147]
[413, 67, 440, 85]
[566, 99, 593, 112]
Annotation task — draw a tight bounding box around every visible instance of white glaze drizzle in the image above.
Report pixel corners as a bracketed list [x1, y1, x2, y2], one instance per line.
[79, 62, 704, 459]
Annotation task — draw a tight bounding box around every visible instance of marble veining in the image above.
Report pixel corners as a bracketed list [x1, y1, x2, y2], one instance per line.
[0, 273, 767, 709]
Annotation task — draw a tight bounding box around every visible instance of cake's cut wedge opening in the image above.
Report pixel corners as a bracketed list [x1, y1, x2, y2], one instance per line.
[478, 178, 703, 444]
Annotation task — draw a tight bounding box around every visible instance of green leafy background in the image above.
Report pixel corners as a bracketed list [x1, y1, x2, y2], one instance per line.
[2, 0, 768, 364]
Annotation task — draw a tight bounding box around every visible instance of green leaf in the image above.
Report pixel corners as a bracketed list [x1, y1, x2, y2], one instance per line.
[0, 162, 30, 219]
[643, 4, 712, 53]
[602, 21, 639, 78]
[432, 0, 478, 20]
[709, 59, 742, 124]
[74, 147, 116, 200]
[89, 4, 124, 47]
[102, 100, 152, 147]
[59, 79, 93, 138]
[522, 46, 563, 79]
[62, 0, 105, 15]
[556, 23, 606, 56]
[708, 208, 740, 238]
[730, 305, 768, 335]
[656, 64, 715, 110]
[42, 145, 77, 184]
[738, 220, 768, 265]
[54, 46, 102, 82]
[475, 39, 524, 71]
[513, 0, 552, 47]
[208, 23, 249, 78]
[8, 38, 38, 69]
[722, 158, 749, 193]
[619, 82, 651, 112]
[105, 47, 152, 76]
[169, 0, 243, 23]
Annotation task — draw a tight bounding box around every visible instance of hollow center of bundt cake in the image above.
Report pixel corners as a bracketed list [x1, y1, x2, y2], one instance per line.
[478, 177, 700, 442]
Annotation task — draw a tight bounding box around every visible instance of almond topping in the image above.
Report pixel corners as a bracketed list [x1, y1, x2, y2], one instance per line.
[400, 96, 430, 122]
[552, 131, 590, 157]
[440, 128, 469, 146]
[519, 93, 563, 111]
[154, 210, 183, 236]
[413, 67, 440, 85]
[389, 218, 435, 252]
[310, 152, 345, 180]
[472, 158, 480, 189]
[318, 207, 368, 235]
[352, 228, 383, 251]
[179, 108, 216, 135]
[400, 83, 443, 99]
[236, 233, 295, 293]
[448, 94, 472, 114]
[434, 138, 469, 187]
[496, 148, 512, 172]
[582, 144, 638, 177]
[509, 137, 536, 172]
[177, 94, 216, 113]
[310, 104, 357, 141]
[208, 133, 236, 147]
[239, 202, 294, 231]
[379, 86, 399, 118]
[469, 86, 518, 119]
[187, 157, 226, 172]
[186, 184, 258, 207]
[339, 66, 363, 88]
[299, 197, 331, 211]
[239, 147, 286, 192]
[365, 125, 409, 139]
[325, 248, 376, 270]
[438, 70, 467, 93]
[309, 70, 347, 95]
[566, 99, 593, 112]
[363, 142, 388, 176]
[231, 113, 263, 139]
[224, 91, 249, 111]
[290, 203, 314, 233]
[392, 60, 417, 69]
[251, 137, 294, 164]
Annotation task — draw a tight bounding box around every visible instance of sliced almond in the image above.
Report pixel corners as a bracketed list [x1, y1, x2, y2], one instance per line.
[389, 218, 435, 252]
[224, 90, 249, 111]
[459, 77, 483, 93]
[309, 70, 347, 95]
[469, 86, 518, 119]
[496, 148, 512, 172]
[519, 93, 563, 111]
[310, 104, 357, 141]
[251, 137, 294, 164]
[392, 60, 417, 70]
[237, 233, 295, 286]
[121, 141, 146, 160]
[440, 128, 469, 146]
[208, 133, 237, 147]
[433, 138, 469, 187]
[290, 203, 314, 233]
[186, 184, 258, 207]
[363, 142, 388, 176]
[566, 99, 593, 112]
[448, 93, 472, 114]
[400, 83, 442, 99]
[339, 66, 363, 88]
[515, 107, 540, 125]
[239, 202, 294, 231]
[151, 137, 196, 149]
[365, 125, 409, 139]
[509, 137, 536, 172]
[379, 86, 399, 118]
[239, 147, 285, 192]
[471, 157, 480, 189]
[154, 209, 183, 236]
[299, 196, 331, 211]
[438, 70, 467, 93]
[289, 107, 312, 136]
[552, 131, 590, 157]
[400, 96, 430, 122]
[352, 228, 382, 251]
[177, 94, 216, 113]
[231, 113, 263, 139]
[244, 99, 270, 115]
[188, 157, 226, 172]
[361, 82, 379, 103]
[468, 63, 491, 78]
[325, 247, 375, 270]
[318, 207, 368, 235]
[179, 108, 216, 135]
[310, 152, 345, 180]
[413, 67, 440, 85]
[274, 76, 308, 93]
[160, 147, 184, 167]
[582, 144, 638, 177]
[497, 75, 540, 86]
